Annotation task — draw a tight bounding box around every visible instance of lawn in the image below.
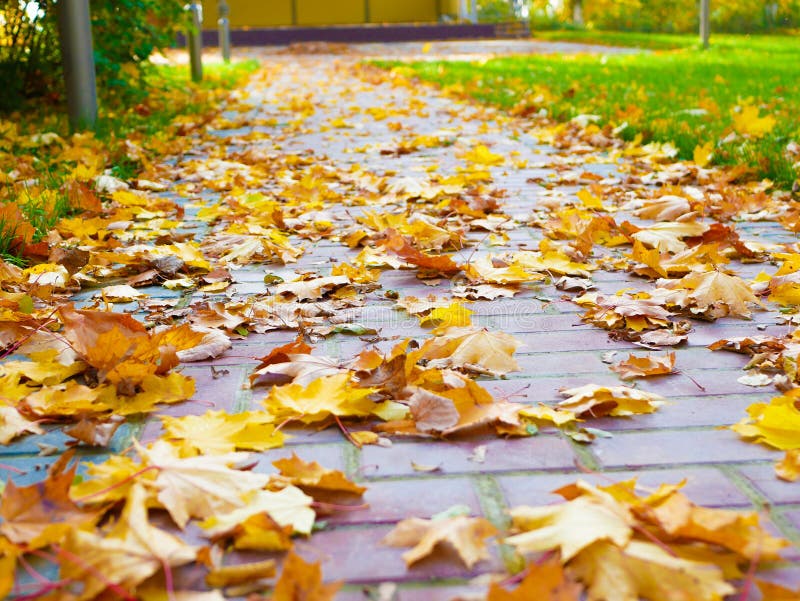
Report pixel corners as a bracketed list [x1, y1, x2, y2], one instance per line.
[385, 32, 800, 187]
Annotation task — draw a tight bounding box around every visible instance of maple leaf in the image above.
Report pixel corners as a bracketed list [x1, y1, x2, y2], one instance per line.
[732, 103, 776, 138]
[513, 249, 594, 277]
[272, 453, 366, 495]
[570, 540, 734, 601]
[200, 484, 315, 537]
[418, 327, 521, 376]
[610, 353, 676, 380]
[731, 390, 800, 450]
[60, 483, 197, 601]
[558, 384, 665, 418]
[0, 404, 43, 444]
[656, 270, 764, 319]
[251, 353, 346, 387]
[631, 221, 709, 253]
[272, 275, 351, 301]
[383, 514, 498, 568]
[633, 194, 692, 221]
[272, 551, 342, 601]
[506, 483, 633, 561]
[250, 335, 312, 376]
[383, 229, 462, 276]
[632, 484, 788, 561]
[419, 301, 474, 331]
[0, 451, 99, 548]
[693, 143, 714, 168]
[263, 372, 377, 424]
[488, 558, 583, 600]
[160, 410, 284, 455]
[464, 255, 534, 285]
[138, 440, 271, 528]
[577, 293, 673, 332]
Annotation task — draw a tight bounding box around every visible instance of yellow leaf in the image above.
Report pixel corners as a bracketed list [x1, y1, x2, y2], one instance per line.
[732, 391, 800, 450]
[732, 103, 776, 138]
[506, 482, 633, 561]
[461, 144, 505, 166]
[160, 410, 283, 456]
[693, 141, 714, 167]
[418, 327, 521, 376]
[200, 485, 315, 537]
[419, 301, 473, 331]
[139, 440, 271, 529]
[776, 449, 800, 482]
[263, 373, 377, 424]
[558, 384, 665, 417]
[571, 540, 734, 601]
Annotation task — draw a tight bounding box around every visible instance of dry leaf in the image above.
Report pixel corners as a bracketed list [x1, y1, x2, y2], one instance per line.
[383, 515, 497, 568]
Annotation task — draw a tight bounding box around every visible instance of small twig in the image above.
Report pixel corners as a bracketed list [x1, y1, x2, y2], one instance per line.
[334, 414, 361, 448]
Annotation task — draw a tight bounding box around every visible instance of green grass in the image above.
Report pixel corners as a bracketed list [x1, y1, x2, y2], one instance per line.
[385, 32, 800, 187]
[0, 59, 259, 263]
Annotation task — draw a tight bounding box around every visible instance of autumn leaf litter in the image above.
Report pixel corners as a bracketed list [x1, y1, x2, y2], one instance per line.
[0, 49, 797, 599]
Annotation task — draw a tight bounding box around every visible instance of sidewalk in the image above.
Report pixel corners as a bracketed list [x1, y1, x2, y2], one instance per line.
[6, 43, 800, 598]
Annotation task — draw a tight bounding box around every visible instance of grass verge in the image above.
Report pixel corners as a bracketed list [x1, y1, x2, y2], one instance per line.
[0, 59, 258, 263]
[384, 32, 800, 187]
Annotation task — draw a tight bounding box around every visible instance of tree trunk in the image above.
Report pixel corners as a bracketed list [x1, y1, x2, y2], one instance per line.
[572, 0, 584, 26]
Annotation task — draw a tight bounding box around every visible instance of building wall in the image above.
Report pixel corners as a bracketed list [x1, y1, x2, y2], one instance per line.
[203, 0, 452, 28]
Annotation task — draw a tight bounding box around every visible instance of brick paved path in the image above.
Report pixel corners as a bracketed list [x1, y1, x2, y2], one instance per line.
[9, 45, 800, 597]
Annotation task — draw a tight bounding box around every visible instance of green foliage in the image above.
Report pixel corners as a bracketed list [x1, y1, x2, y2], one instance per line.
[0, 0, 186, 110]
[386, 33, 800, 187]
[478, 0, 517, 22]
[530, 0, 800, 33]
[0, 0, 61, 110]
[90, 0, 186, 96]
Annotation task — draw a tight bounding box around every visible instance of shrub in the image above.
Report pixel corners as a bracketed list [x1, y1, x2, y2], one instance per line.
[0, 0, 186, 110]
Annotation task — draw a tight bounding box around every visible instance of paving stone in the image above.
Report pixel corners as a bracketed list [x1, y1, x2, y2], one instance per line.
[736, 463, 800, 505]
[592, 429, 780, 468]
[360, 436, 577, 478]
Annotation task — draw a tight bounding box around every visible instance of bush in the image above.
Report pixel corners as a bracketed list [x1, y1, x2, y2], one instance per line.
[0, 0, 186, 110]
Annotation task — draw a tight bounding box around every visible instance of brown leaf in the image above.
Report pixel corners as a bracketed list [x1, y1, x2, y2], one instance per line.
[0, 450, 100, 547]
[488, 558, 583, 600]
[610, 353, 676, 380]
[383, 229, 462, 276]
[272, 551, 341, 601]
[407, 387, 460, 433]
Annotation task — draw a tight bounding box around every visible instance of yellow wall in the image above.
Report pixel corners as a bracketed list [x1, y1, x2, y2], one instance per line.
[203, 1, 294, 28]
[202, 0, 446, 28]
[296, 0, 365, 25]
[369, 0, 439, 23]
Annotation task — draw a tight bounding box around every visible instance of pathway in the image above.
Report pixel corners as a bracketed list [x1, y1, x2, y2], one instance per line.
[8, 43, 800, 598]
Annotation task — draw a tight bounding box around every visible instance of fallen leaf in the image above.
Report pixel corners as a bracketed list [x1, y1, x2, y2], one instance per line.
[272, 550, 342, 601]
[610, 353, 676, 380]
[383, 514, 497, 568]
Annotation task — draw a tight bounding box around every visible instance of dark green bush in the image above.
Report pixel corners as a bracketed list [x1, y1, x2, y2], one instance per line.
[0, 0, 185, 110]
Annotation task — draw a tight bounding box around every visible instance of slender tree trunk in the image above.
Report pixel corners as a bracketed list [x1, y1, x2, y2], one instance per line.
[572, 0, 584, 26]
